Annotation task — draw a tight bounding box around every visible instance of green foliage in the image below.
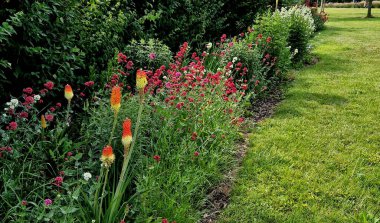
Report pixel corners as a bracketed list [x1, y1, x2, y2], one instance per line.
[280, 6, 315, 64]
[124, 39, 172, 71]
[250, 11, 292, 79]
[0, 0, 140, 103]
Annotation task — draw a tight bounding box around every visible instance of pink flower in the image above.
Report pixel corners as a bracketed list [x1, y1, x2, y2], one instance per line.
[67, 152, 73, 157]
[56, 103, 62, 108]
[176, 102, 184, 109]
[153, 155, 161, 162]
[53, 176, 63, 187]
[24, 96, 34, 105]
[45, 114, 54, 122]
[8, 122, 17, 130]
[23, 87, 33, 94]
[194, 151, 199, 157]
[117, 52, 127, 63]
[191, 132, 197, 141]
[21, 200, 27, 206]
[80, 92, 85, 97]
[49, 107, 55, 112]
[44, 81, 54, 90]
[19, 111, 28, 119]
[84, 81, 94, 87]
[126, 61, 134, 70]
[149, 53, 156, 60]
[44, 199, 53, 206]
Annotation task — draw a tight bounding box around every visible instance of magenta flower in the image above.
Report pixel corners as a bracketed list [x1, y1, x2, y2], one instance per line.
[44, 198, 52, 206]
[44, 81, 54, 90]
[8, 122, 17, 130]
[21, 200, 27, 206]
[149, 53, 156, 60]
[45, 114, 54, 122]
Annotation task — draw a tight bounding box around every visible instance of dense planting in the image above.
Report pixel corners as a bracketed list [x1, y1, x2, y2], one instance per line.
[0, 4, 323, 222]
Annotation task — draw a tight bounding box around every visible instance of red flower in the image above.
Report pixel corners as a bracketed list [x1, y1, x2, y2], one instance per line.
[194, 151, 199, 157]
[23, 87, 33, 94]
[44, 81, 54, 90]
[153, 155, 161, 162]
[53, 176, 63, 187]
[258, 34, 263, 39]
[24, 96, 34, 105]
[162, 219, 168, 223]
[49, 107, 56, 112]
[67, 152, 73, 157]
[56, 103, 62, 108]
[21, 200, 27, 206]
[266, 37, 272, 43]
[84, 81, 94, 87]
[19, 111, 28, 119]
[191, 132, 197, 141]
[8, 122, 17, 130]
[176, 102, 184, 109]
[45, 114, 54, 122]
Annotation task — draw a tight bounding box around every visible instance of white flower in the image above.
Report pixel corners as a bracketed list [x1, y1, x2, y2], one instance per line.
[10, 99, 19, 106]
[206, 42, 212, 49]
[6, 102, 11, 106]
[83, 172, 92, 181]
[4, 108, 9, 111]
[91, 220, 95, 223]
[9, 105, 15, 110]
[232, 57, 238, 63]
[294, 49, 299, 54]
[34, 95, 41, 101]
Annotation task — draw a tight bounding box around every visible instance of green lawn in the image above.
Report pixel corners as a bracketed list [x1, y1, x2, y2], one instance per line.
[219, 8, 380, 223]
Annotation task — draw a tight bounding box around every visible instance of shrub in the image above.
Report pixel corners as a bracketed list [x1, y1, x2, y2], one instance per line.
[123, 39, 172, 71]
[249, 11, 292, 80]
[0, 0, 140, 103]
[280, 6, 315, 64]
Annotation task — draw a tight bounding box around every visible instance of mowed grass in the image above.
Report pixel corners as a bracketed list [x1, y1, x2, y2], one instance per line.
[219, 9, 380, 223]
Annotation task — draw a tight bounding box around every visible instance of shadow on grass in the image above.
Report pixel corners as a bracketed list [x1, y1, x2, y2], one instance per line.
[274, 91, 348, 119]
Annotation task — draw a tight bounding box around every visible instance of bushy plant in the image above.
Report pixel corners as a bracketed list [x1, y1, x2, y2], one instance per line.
[280, 6, 315, 64]
[248, 11, 292, 80]
[124, 39, 172, 71]
[0, 0, 140, 103]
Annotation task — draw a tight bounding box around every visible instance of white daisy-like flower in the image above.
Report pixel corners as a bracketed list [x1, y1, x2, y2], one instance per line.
[10, 99, 19, 106]
[206, 42, 212, 49]
[83, 172, 92, 181]
[34, 95, 41, 101]
[232, 57, 238, 63]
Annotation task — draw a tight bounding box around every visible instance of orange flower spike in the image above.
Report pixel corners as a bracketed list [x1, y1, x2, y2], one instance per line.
[100, 145, 115, 168]
[122, 118, 132, 152]
[64, 84, 74, 102]
[41, 115, 47, 129]
[136, 70, 148, 90]
[110, 86, 122, 114]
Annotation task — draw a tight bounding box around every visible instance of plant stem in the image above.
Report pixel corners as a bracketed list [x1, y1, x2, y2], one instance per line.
[98, 168, 109, 221]
[108, 111, 118, 145]
[66, 100, 71, 126]
[108, 95, 145, 221]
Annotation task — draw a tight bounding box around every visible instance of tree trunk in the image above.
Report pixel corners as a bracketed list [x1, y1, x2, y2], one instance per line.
[367, 0, 373, 18]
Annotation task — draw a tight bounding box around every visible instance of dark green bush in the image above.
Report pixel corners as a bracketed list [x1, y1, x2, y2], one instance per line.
[0, 0, 140, 103]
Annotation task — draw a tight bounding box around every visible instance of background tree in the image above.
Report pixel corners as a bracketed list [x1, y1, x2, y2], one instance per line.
[366, 0, 374, 18]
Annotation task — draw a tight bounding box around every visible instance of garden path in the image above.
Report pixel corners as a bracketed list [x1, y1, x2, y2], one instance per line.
[219, 8, 380, 222]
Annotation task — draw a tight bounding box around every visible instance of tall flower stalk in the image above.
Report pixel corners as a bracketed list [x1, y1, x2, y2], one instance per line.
[64, 84, 74, 125]
[107, 70, 147, 222]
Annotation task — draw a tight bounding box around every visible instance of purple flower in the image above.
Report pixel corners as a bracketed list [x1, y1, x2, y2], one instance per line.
[149, 53, 156, 60]
[44, 198, 53, 206]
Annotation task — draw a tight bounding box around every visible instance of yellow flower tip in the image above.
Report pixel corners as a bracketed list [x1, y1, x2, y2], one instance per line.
[100, 145, 115, 168]
[64, 84, 74, 102]
[41, 115, 47, 129]
[110, 86, 122, 113]
[136, 69, 148, 90]
[122, 118, 132, 150]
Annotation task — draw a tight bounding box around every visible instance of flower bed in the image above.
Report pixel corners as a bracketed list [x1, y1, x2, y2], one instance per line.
[0, 6, 319, 222]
